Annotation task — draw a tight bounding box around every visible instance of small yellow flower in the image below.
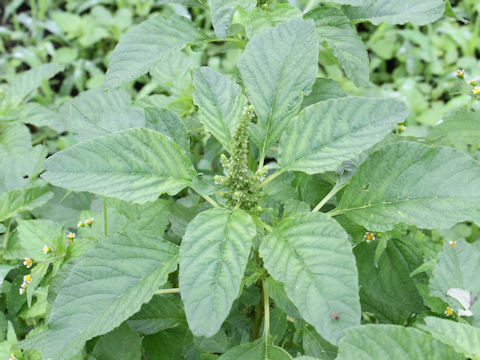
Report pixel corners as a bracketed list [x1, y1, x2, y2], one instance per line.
[67, 232, 76, 240]
[23, 257, 33, 268]
[456, 69, 465, 78]
[19, 287, 25, 295]
[9, 355, 17, 360]
[445, 306, 455, 316]
[473, 87, 480, 95]
[469, 79, 478, 86]
[24, 274, 32, 283]
[43, 245, 51, 254]
[77, 221, 85, 228]
[85, 217, 94, 226]
[449, 240, 456, 248]
[364, 232, 375, 243]
[398, 125, 407, 132]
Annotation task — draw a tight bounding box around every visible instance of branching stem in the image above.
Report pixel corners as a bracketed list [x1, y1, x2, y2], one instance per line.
[155, 288, 180, 295]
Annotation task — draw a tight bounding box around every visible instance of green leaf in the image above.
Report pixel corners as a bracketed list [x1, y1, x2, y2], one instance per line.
[303, 326, 337, 360]
[265, 277, 301, 319]
[42, 233, 179, 360]
[279, 97, 406, 174]
[145, 107, 189, 153]
[104, 15, 208, 88]
[179, 208, 256, 337]
[128, 294, 185, 335]
[428, 109, 480, 146]
[244, 4, 302, 38]
[17, 219, 64, 261]
[336, 325, 463, 360]
[335, 142, 480, 231]
[0, 265, 13, 287]
[354, 239, 425, 323]
[305, 8, 369, 87]
[193, 67, 246, 152]
[238, 18, 318, 156]
[5, 63, 64, 106]
[0, 185, 53, 222]
[420, 317, 480, 358]
[259, 212, 360, 345]
[344, 0, 445, 25]
[301, 78, 346, 109]
[429, 239, 480, 310]
[143, 326, 189, 360]
[210, 0, 256, 39]
[91, 323, 142, 360]
[42, 128, 196, 204]
[219, 338, 293, 359]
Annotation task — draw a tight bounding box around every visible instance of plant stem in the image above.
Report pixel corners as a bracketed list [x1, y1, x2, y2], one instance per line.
[252, 280, 265, 340]
[262, 278, 270, 339]
[202, 194, 220, 208]
[312, 182, 348, 213]
[260, 169, 285, 188]
[103, 200, 108, 237]
[155, 288, 180, 295]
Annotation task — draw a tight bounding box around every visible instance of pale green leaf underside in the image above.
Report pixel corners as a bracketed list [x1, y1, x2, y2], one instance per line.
[43, 234, 179, 360]
[428, 109, 480, 146]
[245, 4, 302, 38]
[421, 317, 480, 358]
[42, 128, 196, 204]
[259, 212, 360, 345]
[238, 18, 318, 153]
[180, 208, 256, 337]
[337, 325, 463, 360]
[279, 97, 406, 174]
[429, 239, 480, 308]
[193, 67, 246, 152]
[305, 8, 369, 86]
[210, 0, 256, 39]
[336, 142, 480, 231]
[344, 0, 445, 25]
[104, 15, 208, 88]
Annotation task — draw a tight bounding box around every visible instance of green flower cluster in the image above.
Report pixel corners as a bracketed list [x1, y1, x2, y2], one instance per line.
[214, 106, 267, 210]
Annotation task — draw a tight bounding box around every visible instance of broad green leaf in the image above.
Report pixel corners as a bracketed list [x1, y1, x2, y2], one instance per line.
[143, 325, 189, 360]
[42, 233, 179, 360]
[344, 0, 445, 25]
[259, 212, 360, 345]
[104, 15, 208, 88]
[428, 109, 480, 145]
[336, 325, 463, 360]
[429, 239, 480, 311]
[0, 185, 53, 222]
[193, 67, 246, 152]
[145, 107, 189, 153]
[91, 323, 142, 360]
[335, 142, 480, 231]
[17, 219, 65, 261]
[128, 294, 185, 335]
[18, 102, 64, 132]
[238, 18, 318, 155]
[244, 4, 302, 38]
[327, 0, 363, 4]
[157, 0, 206, 6]
[210, 0, 256, 39]
[354, 239, 425, 324]
[265, 277, 301, 319]
[42, 128, 196, 203]
[279, 97, 406, 174]
[421, 317, 480, 358]
[305, 8, 369, 87]
[301, 78, 346, 109]
[0, 265, 13, 287]
[5, 63, 64, 106]
[219, 338, 293, 359]
[303, 326, 337, 360]
[179, 208, 256, 337]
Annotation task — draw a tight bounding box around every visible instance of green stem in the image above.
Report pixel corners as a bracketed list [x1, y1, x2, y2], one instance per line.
[262, 222, 273, 233]
[103, 200, 108, 237]
[252, 280, 265, 340]
[260, 169, 285, 188]
[262, 278, 270, 339]
[202, 194, 220, 208]
[312, 182, 348, 213]
[155, 288, 180, 295]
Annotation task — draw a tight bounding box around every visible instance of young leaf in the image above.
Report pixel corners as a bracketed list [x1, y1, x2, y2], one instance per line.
[145, 107, 189, 153]
[193, 67, 246, 152]
[238, 18, 318, 157]
[279, 97, 407, 174]
[210, 0, 256, 39]
[305, 7, 369, 87]
[42, 233, 179, 360]
[244, 4, 302, 38]
[42, 128, 197, 204]
[344, 0, 445, 25]
[420, 317, 480, 358]
[336, 325, 463, 359]
[179, 208, 256, 337]
[334, 142, 480, 231]
[91, 323, 142, 360]
[104, 15, 208, 88]
[259, 212, 361, 345]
